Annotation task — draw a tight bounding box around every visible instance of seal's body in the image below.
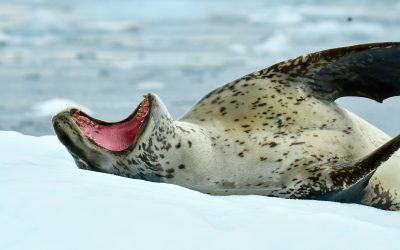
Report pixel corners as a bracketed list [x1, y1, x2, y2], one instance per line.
[53, 42, 400, 210]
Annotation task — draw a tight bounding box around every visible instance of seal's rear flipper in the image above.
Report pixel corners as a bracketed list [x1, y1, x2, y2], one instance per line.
[323, 170, 375, 203]
[318, 133, 400, 203]
[263, 42, 400, 102]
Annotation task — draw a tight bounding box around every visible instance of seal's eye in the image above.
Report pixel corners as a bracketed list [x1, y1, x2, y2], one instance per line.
[71, 96, 150, 152]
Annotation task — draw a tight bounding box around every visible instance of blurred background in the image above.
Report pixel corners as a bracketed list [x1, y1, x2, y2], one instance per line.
[1, 0, 400, 136]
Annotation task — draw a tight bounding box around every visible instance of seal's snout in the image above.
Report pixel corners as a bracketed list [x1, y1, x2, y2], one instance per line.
[52, 108, 80, 129]
[52, 108, 83, 151]
[52, 107, 113, 172]
[52, 119, 74, 153]
[52, 109, 68, 125]
[52, 109, 73, 137]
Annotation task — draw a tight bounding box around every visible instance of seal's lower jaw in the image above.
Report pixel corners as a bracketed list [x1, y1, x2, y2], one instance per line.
[71, 96, 150, 152]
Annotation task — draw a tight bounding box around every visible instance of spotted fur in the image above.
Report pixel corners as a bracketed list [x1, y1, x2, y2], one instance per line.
[53, 42, 400, 211]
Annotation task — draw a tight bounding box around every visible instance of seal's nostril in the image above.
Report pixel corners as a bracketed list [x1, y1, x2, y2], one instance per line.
[77, 158, 90, 170]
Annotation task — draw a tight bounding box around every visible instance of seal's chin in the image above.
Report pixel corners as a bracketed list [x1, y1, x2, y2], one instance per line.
[71, 96, 150, 152]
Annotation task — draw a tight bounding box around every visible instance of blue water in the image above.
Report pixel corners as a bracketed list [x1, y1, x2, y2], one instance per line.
[1, 0, 400, 136]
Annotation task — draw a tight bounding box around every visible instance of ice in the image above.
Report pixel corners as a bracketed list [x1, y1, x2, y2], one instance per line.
[229, 43, 248, 56]
[32, 98, 93, 117]
[0, 130, 400, 250]
[82, 21, 139, 32]
[248, 8, 303, 24]
[135, 81, 165, 91]
[254, 33, 291, 55]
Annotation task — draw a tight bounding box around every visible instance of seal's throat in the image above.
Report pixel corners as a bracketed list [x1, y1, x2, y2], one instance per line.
[72, 96, 150, 152]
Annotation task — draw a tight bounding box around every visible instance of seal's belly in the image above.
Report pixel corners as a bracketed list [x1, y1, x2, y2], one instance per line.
[180, 108, 400, 199]
[178, 132, 363, 195]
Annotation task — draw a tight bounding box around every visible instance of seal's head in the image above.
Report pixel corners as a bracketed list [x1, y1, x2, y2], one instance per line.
[52, 93, 173, 179]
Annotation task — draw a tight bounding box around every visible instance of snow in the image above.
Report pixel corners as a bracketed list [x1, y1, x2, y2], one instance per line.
[32, 98, 93, 117]
[1, 131, 400, 250]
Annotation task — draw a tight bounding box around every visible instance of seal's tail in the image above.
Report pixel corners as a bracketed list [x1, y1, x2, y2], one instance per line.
[319, 133, 400, 203]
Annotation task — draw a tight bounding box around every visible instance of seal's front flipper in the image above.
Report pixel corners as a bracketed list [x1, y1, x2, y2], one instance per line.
[318, 133, 400, 203]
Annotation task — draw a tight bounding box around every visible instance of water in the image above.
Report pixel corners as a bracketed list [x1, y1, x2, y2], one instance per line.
[1, 0, 400, 136]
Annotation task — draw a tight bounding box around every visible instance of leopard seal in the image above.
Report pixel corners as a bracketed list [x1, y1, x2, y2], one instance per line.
[53, 42, 400, 210]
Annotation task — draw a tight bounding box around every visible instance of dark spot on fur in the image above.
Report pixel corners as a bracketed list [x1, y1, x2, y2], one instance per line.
[290, 142, 305, 146]
[222, 181, 236, 189]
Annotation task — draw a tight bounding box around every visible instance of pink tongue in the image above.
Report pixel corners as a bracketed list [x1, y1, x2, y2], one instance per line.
[72, 101, 149, 151]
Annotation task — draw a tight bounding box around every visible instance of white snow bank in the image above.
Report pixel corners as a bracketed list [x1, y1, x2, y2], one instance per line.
[32, 98, 93, 117]
[0, 131, 400, 250]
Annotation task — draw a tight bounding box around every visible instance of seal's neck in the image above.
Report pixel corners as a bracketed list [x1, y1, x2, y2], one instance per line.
[125, 116, 207, 183]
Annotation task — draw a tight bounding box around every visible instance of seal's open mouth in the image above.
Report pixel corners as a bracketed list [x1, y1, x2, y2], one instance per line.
[71, 96, 150, 152]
